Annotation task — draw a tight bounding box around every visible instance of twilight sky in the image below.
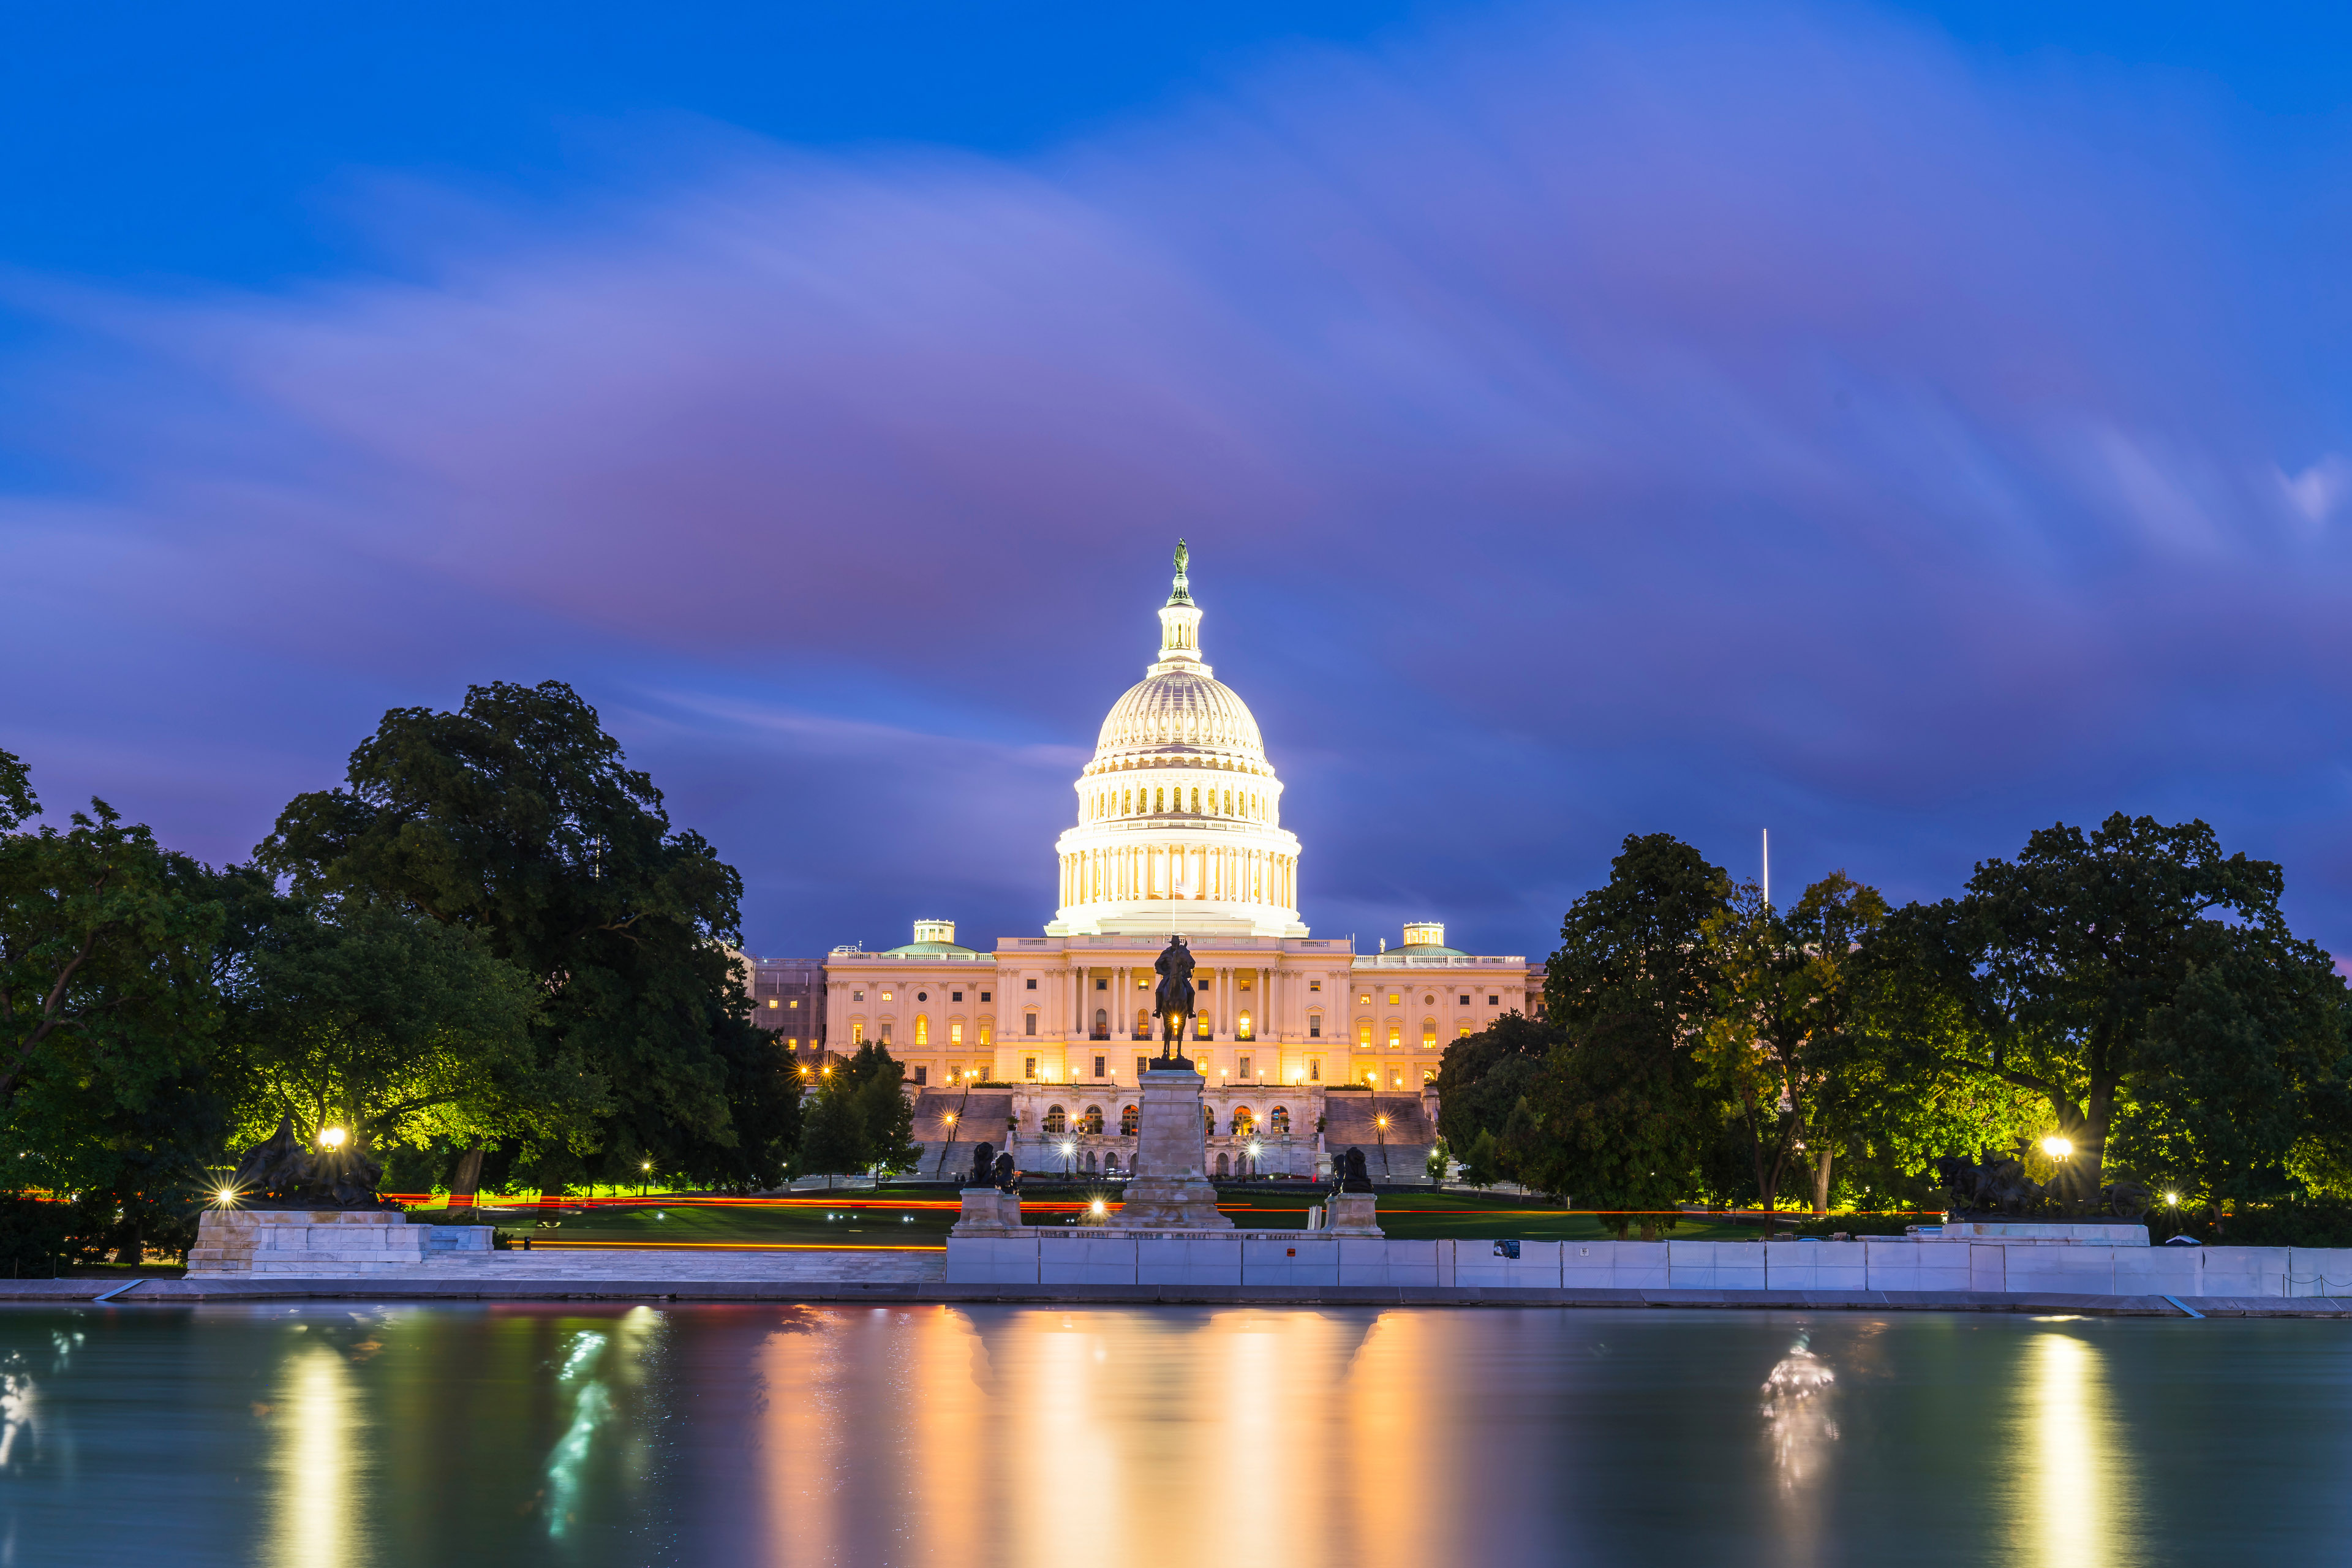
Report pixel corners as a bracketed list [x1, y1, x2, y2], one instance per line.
[6, 1, 2352, 963]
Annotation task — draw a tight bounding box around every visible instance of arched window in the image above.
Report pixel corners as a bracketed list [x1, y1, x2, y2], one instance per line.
[1357, 1021, 1372, 1047]
[1044, 1106, 1067, 1136]
[950, 1020, 964, 1046]
[1120, 1104, 1140, 1136]
[1105, 1153, 1120, 1173]
[1094, 1008, 1109, 1038]
[1083, 1151, 1097, 1172]
[1422, 1019, 1437, 1048]
[1191, 787, 1200, 812]
[1237, 1011, 1253, 1040]
[1270, 1106, 1291, 1134]
[1154, 788, 1165, 812]
[1203, 1105, 1215, 1136]
[916, 1016, 929, 1046]
[1215, 1153, 1230, 1177]
[1134, 1008, 1150, 1039]
[1080, 1106, 1104, 1134]
[1194, 1013, 1212, 1039]
[1231, 1107, 1255, 1137]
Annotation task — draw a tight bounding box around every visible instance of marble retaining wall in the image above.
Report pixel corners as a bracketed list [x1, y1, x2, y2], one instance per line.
[189, 1210, 492, 1276]
[946, 1234, 2352, 1297]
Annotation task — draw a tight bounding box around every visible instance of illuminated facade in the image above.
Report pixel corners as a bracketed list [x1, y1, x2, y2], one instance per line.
[821, 551, 1540, 1175]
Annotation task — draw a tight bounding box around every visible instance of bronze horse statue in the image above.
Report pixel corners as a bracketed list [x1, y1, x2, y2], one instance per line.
[1152, 934, 1196, 1061]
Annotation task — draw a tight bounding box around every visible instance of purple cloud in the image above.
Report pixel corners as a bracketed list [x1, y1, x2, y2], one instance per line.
[4, 2, 2350, 960]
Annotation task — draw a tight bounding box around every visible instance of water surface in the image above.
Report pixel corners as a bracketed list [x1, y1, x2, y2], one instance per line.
[2, 1302, 2345, 1566]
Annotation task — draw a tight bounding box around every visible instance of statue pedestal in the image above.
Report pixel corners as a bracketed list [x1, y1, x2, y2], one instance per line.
[189, 1208, 489, 1276]
[950, 1189, 1025, 1237]
[1322, 1193, 1383, 1237]
[1111, 1066, 1232, 1231]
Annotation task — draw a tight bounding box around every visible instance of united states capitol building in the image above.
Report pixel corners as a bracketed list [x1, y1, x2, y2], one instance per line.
[821, 548, 1540, 1180]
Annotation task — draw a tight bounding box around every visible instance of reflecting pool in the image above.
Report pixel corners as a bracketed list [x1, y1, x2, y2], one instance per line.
[2, 1303, 2348, 1566]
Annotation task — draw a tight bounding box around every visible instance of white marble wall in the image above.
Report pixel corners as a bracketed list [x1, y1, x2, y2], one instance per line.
[943, 1235, 2352, 1296]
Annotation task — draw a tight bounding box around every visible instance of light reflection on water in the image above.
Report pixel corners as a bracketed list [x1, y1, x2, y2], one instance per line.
[0, 1305, 2348, 1567]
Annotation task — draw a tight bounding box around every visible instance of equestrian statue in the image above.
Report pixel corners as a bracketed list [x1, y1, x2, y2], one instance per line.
[1152, 934, 1196, 1068]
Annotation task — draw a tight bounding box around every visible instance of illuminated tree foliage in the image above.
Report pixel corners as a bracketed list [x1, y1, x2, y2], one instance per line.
[1858, 813, 2352, 1210]
[257, 680, 802, 1189]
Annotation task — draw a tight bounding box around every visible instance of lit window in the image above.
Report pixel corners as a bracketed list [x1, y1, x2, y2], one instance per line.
[1080, 1106, 1104, 1133]
[880, 1023, 893, 1043]
[1155, 788, 1165, 811]
[1309, 1058, 1322, 1082]
[950, 1022, 963, 1046]
[1237, 1011, 1253, 1039]
[1121, 1104, 1140, 1135]
[767, 1000, 778, 1009]
[1191, 788, 1200, 812]
[1388, 1026, 1401, 1048]
[882, 990, 894, 1001]
[1387, 992, 1399, 1005]
[980, 1023, 992, 1046]
[1238, 1055, 1252, 1078]
[1025, 1057, 1039, 1080]
[789, 998, 799, 1009]
[1422, 1020, 1436, 1048]
[1310, 980, 1321, 992]
[1357, 1022, 1371, 1046]
[1459, 1022, 1472, 1037]
[851, 1023, 865, 1044]
[1358, 993, 1371, 1005]
[916, 1016, 929, 1046]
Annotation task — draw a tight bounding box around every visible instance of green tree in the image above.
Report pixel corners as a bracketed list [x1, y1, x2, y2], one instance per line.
[1521, 834, 1732, 1234]
[797, 1044, 919, 1176]
[224, 895, 574, 1165]
[1432, 1011, 1556, 1156]
[0, 752, 232, 1259]
[255, 680, 798, 1187]
[1863, 813, 2351, 1210]
[1697, 872, 1890, 1216]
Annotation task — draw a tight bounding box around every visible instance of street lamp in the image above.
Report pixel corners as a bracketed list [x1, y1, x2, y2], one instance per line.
[318, 1126, 348, 1150]
[2040, 1136, 2073, 1158]
[1061, 1139, 1076, 1178]
[641, 1160, 652, 1198]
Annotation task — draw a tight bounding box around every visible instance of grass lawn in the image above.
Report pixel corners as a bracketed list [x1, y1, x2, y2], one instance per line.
[442, 1186, 1792, 1248]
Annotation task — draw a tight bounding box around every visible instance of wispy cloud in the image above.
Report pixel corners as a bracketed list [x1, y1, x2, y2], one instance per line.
[4, 1, 2350, 957]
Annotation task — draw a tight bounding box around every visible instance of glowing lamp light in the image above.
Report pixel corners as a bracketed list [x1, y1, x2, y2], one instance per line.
[1376, 1115, 1389, 1131]
[2166, 1191, 2180, 1206]
[1089, 1198, 1107, 1218]
[318, 1126, 348, 1150]
[2040, 1136, 2073, 1158]
[215, 1186, 236, 1205]
[641, 1161, 652, 1172]
[944, 1112, 958, 1126]
[1061, 1141, 1076, 1158]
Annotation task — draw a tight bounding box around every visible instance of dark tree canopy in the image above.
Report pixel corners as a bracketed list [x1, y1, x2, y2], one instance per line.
[255, 681, 798, 1186]
[1546, 832, 1732, 1038]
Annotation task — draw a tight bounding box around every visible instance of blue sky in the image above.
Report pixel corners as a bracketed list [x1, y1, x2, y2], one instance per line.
[6, 1, 2352, 961]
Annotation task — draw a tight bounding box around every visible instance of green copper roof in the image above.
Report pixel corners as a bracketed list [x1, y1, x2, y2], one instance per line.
[882, 940, 984, 956]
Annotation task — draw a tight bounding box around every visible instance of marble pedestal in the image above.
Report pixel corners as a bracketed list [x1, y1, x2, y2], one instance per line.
[1323, 1193, 1383, 1236]
[951, 1188, 1025, 1236]
[1110, 1066, 1232, 1231]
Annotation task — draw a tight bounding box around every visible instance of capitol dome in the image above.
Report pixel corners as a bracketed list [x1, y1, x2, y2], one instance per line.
[1048, 543, 1306, 939]
[1091, 669, 1270, 777]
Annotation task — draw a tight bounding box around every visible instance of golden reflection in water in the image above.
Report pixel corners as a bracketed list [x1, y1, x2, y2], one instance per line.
[2009, 1332, 2133, 1567]
[268, 1345, 361, 1568]
[745, 1306, 1438, 1568]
